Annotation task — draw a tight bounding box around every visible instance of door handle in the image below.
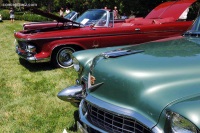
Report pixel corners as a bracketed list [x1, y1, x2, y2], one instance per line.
[135, 28, 140, 31]
[92, 44, 99, 48]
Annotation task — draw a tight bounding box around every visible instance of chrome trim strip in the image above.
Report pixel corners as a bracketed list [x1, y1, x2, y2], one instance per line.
[18, 54, 50, 63]
[152, 126, 164, 133]
[85, 94, 155, 129]
[35, 57, 51, 63]
[25, 29, 185, 41]
[102, 49, 144, 58]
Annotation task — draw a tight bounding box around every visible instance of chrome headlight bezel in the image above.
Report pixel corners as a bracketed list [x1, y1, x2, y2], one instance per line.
[26, 45, 36, 53]
[166, 111, 198, 133]
[73, 57, 83, 73]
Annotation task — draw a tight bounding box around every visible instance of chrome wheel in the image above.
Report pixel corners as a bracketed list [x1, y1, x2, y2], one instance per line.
[53, 47, 75, 68]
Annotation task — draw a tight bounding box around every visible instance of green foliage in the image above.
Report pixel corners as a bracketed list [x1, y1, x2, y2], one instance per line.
[0, 9, 9, 20]
[0, 20, 78, 133]
[23, 13, 51, 22]
[0, 9, 50, 21]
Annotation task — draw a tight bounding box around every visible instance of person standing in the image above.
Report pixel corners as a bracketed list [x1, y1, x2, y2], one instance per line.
[0, 14, 2, 22]
[65, 7, 70, 15]
[59, 7, 64, 17]
[121, 13, 128, 19]
[9, 7, 15, 23]
[113, 6, 118, 19]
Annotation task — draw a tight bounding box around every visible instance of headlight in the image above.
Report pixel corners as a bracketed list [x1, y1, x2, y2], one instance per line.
[73, 57, 83, 73]
[166, 111, 197, 133]
[27, 45, 36, 53]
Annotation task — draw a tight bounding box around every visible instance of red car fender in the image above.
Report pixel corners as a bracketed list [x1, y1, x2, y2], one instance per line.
[48, 40, 87, 55]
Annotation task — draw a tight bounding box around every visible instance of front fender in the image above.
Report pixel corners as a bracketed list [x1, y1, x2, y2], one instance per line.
[48, 39, 87, 53]
[167, 95, 200, 129]
[155, 94, 200, 132]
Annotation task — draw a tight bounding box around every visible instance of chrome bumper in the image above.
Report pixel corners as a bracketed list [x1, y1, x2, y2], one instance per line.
[16, 45, 50, 63]
[77, 121, 88, 133]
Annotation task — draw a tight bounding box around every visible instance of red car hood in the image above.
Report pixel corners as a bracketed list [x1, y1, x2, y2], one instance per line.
[25, 7, 80, 24]
[146, 0, 196, 20]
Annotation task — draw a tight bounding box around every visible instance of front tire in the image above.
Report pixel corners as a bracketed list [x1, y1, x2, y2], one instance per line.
[52, 47, 75, 68]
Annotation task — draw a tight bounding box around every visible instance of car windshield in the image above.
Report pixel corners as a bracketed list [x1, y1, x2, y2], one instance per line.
[189, 16, 200, 31]
[184, 16, 200, 36]
[64, 11, 77, 20]
[75, 10, 107, 26]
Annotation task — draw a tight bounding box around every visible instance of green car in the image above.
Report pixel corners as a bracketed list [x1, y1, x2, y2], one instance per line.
[58, 17, 200, 133]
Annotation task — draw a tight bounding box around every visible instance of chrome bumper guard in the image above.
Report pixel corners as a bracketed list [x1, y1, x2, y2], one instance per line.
[57, 85, 83, 107]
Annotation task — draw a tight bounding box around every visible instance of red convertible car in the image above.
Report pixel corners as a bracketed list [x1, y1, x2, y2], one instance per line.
[15, 0, 197, 68]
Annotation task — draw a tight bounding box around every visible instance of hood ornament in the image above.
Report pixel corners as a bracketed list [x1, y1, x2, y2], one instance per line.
[90, 49, 144, 73]
[88, 73, 104, 92]
[102, 49, 144, 58]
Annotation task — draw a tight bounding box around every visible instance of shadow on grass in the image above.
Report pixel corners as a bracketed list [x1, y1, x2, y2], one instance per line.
[68, 110, 79, 131]
[19, 58, 55, 72]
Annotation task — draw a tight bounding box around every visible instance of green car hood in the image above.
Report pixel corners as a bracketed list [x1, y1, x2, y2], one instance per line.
[88, 37, 200, 127]
[73, 45, 130, 67]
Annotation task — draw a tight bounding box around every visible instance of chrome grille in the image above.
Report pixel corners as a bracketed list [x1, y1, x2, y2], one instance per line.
[86, 102, 152, 133]
[18, 41, 28, 50]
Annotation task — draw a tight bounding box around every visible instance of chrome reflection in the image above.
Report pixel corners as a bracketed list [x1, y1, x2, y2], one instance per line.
[57, 85, 83, 107]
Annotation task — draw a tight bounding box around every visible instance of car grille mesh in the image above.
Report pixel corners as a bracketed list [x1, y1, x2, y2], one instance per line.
[18, 41, 27, 50]
[86, 102, 152, 133]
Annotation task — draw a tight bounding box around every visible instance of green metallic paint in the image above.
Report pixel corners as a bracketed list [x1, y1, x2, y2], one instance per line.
[168, 95, 200, 128]
[73, 45, 130, 67]
[157, 95, 200, 132]
[73, 45, 131, 81]
[74, 36, 200, 129]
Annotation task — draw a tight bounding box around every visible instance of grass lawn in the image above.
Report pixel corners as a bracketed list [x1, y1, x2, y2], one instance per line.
[0, 20, 78, 133]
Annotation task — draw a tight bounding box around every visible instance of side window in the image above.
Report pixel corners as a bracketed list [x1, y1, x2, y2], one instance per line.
[109, 12, 114, 27]
[95, 13, 107, 26]
[187, 2, 200, 21]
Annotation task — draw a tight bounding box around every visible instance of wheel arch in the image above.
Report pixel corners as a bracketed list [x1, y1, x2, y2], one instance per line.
[51, 44, 85, 60]
[50, 44, 85, 68]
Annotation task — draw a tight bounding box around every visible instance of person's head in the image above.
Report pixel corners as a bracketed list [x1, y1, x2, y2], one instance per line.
[114, 6, 117, 10]
[104, 6, 107, 9]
